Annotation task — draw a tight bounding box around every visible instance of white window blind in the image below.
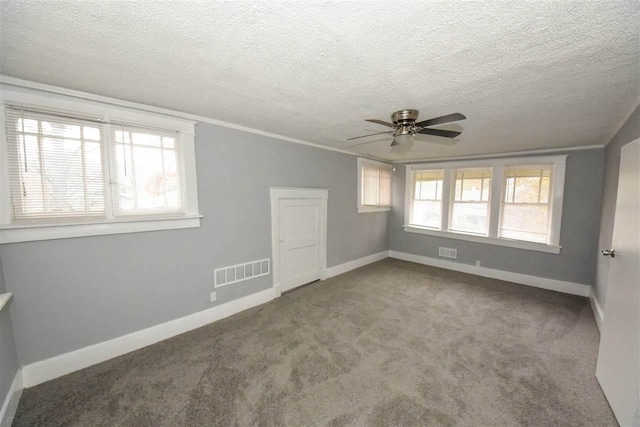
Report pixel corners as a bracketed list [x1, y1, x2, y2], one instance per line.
[362, 165, 380, 206]
[500, 166, 552, 243]
[4, 105, 106, 221]
[110, 124, 182, 215]
[379, 167, 391, 206]
[411, 170, 443, 229]
[4, 104, 185, 223]
[360, 161, 391, 208]
[450, 168, 491, 234]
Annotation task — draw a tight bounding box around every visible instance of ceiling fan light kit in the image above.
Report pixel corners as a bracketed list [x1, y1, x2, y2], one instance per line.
[392, 131, 414, 146]
[347, 109, 466, 147]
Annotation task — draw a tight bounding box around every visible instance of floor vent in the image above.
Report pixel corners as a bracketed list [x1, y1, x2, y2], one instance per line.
[214, 258, 270, 288]
[438, 247, 457, 259]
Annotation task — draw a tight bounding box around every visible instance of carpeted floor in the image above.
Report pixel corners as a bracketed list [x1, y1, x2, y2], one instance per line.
[13, 259, 616, 426]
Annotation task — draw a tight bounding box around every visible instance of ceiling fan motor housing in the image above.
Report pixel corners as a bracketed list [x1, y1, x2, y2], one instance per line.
[392, 109, 419, 136]
[391, 109, 419, 126]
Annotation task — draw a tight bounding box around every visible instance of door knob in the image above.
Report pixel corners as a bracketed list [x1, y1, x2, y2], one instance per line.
[601, 249, 615, 258]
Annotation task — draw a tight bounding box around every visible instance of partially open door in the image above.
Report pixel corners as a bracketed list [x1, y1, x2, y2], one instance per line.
[596, 139, 640, 426]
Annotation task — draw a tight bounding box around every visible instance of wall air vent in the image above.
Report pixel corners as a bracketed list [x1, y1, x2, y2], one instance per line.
[438, 247, 457, 259]
[214, 258, 270, 288]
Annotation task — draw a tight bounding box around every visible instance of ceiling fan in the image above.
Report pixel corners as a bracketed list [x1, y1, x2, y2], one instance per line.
[347, 110, 466, 146]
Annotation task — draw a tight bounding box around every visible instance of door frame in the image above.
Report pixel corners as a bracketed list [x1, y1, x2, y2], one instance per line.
[270, 187, 328, 297]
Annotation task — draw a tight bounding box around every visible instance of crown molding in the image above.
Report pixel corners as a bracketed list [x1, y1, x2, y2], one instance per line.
[392, 144, 605, 164]
[1, 76, 612, 165]
[0, 75, 388, 162]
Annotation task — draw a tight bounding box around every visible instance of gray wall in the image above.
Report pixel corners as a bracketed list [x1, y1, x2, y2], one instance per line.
[595, 105, 640, 307]
[0, 123, 388, 365]
[389, 148, 605, 285]
[0, 255, 20, 409]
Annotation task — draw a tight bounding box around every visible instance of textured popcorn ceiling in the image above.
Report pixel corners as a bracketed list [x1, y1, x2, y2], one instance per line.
[1, 1, 638, 161]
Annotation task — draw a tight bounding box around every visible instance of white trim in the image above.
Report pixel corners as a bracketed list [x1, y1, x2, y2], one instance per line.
[589, 288, 605, 331]
[0, 215, 202, 244]
[270, 187, 328, 297]
[1, 77, 601, 165]
[0, 87, 197, 133]
[357, 206, 390, 213]
[548, 160, 566, 246]
[388, 250, 590, 296]
[0, 77, 605, 165]
[407, 154, 568, 171]
[0, 369, 23, 427]
[320, 251, 389, 279]
[21, 288, 275, 388]
[269, 186, 330, 193]
[357, 157, 392, 169]
[0, 293, 11, 313]
[488, 166, 504, 238]
[0, 76, 389, 162]
[394, 145, 605, 164]
[403, 225, 562, 254]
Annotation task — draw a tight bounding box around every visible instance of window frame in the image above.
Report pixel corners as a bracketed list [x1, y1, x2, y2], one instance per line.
[449, 167, 492, 235]
[403, 155, 567, 254]
[0, 86, 201, 244]
[410, 169, 445, 229]
[357, 157, 392, 213]
[499, 165, 553, 243]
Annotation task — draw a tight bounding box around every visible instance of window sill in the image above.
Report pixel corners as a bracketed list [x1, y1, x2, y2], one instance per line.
[0, 215, 202, 244]
[403, 225, 562, 254]
[358, 206, 391, 214]
[0, 293, 11, 313]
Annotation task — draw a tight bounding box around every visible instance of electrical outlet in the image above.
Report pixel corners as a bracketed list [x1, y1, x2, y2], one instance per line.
[476, 260, 481, 267]
[210, 292, 217, 303]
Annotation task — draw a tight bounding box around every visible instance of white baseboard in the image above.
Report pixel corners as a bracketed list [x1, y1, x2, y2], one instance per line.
[321, 251, 389, 280]
[21, 288, 276, 388]
[22, 252, 392, 389]
[589, 288, 605, 331]
[18, 250, 591, 390]
[0, 369, 23, 427]
[388, 250, 590, 297]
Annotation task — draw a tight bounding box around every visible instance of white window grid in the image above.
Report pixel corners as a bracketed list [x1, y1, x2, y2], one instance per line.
[403, 155, 567, 251]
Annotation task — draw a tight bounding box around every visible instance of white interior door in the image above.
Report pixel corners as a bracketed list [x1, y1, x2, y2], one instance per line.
[596, 139, 640, 427]
[279, 198, 321, 292]
[271, 188, 328, 294]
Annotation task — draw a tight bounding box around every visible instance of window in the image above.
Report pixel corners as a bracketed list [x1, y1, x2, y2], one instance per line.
[357, 158, 391, 213]
[0, 87, 200, 244]
[5, 107, 107, 221]
[450, 169, 491, 234]
[110, 124, 182, 215]
[403, 155, 566, 253]
[411, 170, 443, 228]
[500, 166, 551, 243]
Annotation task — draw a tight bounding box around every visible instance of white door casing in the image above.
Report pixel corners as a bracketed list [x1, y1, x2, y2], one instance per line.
[596, 139, 640, 427]
[270, 188, 328, 296]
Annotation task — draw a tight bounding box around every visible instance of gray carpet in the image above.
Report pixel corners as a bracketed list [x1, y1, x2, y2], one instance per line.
[13, 258, 616, 426]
